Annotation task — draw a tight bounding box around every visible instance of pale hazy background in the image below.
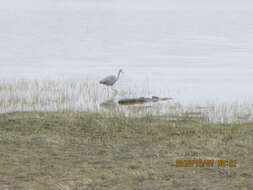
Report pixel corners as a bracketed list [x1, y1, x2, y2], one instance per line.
[1, 0, 253, 104]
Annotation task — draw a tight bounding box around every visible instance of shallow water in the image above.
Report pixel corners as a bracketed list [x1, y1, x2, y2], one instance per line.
[1, 0, 253, 105]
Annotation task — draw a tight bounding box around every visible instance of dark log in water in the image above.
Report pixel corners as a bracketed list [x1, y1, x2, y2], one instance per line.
[118, 96, 172, 105]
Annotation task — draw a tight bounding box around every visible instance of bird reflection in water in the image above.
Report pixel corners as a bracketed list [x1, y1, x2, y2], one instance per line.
[99, 88, 119, 109]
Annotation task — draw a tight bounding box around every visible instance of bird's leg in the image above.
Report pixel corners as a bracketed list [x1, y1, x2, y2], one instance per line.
[106, 87, 111, 99]
[111, 88, 119, 98]
[102, 86, 109, 99]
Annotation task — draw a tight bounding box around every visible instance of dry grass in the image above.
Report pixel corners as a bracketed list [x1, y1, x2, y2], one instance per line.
[0, 111, 252, 190]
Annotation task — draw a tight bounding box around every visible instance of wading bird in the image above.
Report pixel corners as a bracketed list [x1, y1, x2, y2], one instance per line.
[99, 69, 123, 87]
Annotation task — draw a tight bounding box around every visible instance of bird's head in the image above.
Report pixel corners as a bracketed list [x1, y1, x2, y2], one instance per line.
[119, 69, 124, 74]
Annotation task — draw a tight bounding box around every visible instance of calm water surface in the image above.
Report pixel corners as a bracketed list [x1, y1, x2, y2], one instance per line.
[1, 0, 253, 105]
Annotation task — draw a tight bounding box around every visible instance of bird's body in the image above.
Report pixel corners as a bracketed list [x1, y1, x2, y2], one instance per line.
[99, 75, 117, 86]
[99, 69, 123, 86]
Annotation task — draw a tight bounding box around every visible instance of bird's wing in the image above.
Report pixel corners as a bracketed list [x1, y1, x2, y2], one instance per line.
[100, 75, 116, 84]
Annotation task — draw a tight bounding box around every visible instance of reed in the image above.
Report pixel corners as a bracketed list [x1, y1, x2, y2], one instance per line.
[0, 79, 252, 124]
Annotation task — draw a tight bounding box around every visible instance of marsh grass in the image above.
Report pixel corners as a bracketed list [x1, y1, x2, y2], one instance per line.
[0, 79, 252, 124]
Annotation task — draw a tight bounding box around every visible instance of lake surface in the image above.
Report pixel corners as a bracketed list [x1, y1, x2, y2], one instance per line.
[1, 0, 253, 105]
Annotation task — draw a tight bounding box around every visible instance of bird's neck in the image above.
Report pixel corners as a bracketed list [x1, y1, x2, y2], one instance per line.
[117, 71, 121, 79]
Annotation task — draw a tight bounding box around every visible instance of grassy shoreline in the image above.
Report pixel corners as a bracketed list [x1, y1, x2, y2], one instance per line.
[1, 79, 252, 125]
[0, 111, 252, 190]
